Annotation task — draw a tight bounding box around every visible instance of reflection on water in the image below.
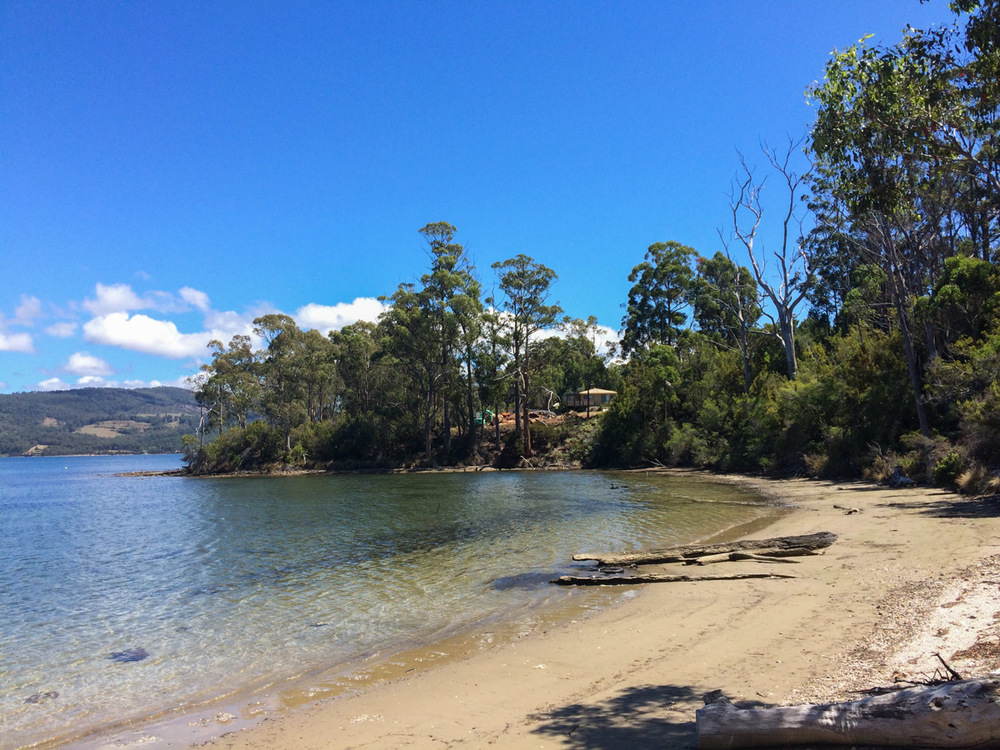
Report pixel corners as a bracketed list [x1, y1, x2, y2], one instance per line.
[0, 456, 776, 748]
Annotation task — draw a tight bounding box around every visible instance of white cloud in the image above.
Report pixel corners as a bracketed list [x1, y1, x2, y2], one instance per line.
[533, 322, 620, 359]
[76, 375, 109, 387]
[204, 309, 249, 331]
[0, 331, 34, 353]
[14, 295, 42, 326]
[83, 282, 220, 316]
[179, 287, 211, 312]
[46, 321, 78, 338]
[83, 283, 152, 315]
[295, 297, 387, 333]
[38, 377, 70, 391]
[65, 351, 114, 377]
[593, 324, 622, 359]
[83, 312, 217, 358]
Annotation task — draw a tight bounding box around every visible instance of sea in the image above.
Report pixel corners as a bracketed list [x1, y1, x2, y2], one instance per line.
[0, 455, 781, 749]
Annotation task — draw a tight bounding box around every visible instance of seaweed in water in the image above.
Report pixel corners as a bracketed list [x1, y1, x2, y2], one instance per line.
[109, 647, 149, 663]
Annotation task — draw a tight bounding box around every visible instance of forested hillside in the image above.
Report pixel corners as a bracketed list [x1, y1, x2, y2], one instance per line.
[188, 1, 999, 493]
[0, 387, 199, 456]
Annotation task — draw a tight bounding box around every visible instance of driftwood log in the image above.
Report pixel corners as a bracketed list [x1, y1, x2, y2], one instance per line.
[573, 531, 837, 566]
[551, 572, 796, 586]
[697, 679, 1000, 749]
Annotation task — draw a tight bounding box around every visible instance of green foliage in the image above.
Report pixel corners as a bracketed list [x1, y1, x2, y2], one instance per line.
[188, 421, 285, 473]
[490, 254, 562, 457]
[621, 241, 697, 356]
[933, 450, 966, 488]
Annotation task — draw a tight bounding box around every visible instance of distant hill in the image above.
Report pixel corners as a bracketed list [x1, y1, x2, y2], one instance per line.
[0, 387, 200, 456]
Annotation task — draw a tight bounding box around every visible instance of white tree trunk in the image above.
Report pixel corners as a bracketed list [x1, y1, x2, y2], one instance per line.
[697, 679, 1000, 749]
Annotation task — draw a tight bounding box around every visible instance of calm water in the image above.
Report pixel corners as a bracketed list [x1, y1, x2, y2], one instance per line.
[0, 455, 778, 748]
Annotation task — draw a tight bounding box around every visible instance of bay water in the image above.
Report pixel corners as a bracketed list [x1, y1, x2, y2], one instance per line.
[0, 455, 779, 748]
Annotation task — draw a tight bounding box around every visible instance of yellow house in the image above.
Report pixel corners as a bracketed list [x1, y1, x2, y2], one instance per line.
[562, 388, 617, 410]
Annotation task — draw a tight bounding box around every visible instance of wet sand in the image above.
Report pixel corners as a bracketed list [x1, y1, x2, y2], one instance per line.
[163, 472, 1000, 749]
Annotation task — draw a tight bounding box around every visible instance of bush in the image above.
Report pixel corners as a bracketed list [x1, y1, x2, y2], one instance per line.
[932, 450, 965, 489]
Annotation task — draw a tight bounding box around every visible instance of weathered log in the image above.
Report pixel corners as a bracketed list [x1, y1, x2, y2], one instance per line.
[573, 531, 837, 566]
[693, 548, 824, 564]
[693, 551, 799, 565]
[697, 679, 1000, 749]
[551, 572, 796, 586]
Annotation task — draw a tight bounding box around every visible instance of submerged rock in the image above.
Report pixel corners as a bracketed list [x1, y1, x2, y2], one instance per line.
[24, 691, 59, 704]
[109, 647, 149, 663]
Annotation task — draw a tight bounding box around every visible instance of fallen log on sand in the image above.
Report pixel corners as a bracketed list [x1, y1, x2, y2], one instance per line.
[573, 531, 837, 566]
[696, 679, 1000, 749]
[552, 572, 796, 586]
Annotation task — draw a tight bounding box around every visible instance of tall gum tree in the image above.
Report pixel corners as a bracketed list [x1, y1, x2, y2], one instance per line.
[253, 314, 306, 451]
[804, 17, 999, 437]
[490, 254, 561, 457]
[692, 252, 762, 393]
[417, 222, 480, 456]
[620, 241, 697, 357]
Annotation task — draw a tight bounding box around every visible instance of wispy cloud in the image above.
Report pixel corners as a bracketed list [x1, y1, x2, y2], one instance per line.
[179, 287, 211, 312]
[46, 321, 78, 338]
[14, 295, 42, 326]
[82, 282, 215, 316]
[0, 295, 42, 352]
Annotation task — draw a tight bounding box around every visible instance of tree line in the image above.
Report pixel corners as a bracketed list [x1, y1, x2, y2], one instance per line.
[188, 223, 618, 471]
[190, 1, 999, 492]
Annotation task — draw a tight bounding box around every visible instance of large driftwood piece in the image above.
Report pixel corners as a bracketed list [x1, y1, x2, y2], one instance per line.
[552, 572, 795, 586]
[573, 531, 837, 566]
[697, 679, 1000, 749]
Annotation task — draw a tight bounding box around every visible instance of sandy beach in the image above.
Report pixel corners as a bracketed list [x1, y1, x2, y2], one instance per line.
[187, 471, 1000, 749]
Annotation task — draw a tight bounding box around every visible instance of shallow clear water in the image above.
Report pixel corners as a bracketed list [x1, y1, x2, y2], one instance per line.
[0, 456, 776, 748]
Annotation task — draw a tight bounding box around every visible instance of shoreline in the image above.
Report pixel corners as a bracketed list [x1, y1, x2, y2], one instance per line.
[81, 471, 1000, 749]
[199, 471, 1000, 749]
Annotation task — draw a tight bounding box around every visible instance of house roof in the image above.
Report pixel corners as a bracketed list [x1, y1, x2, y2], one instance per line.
[570, 388, 617, 395]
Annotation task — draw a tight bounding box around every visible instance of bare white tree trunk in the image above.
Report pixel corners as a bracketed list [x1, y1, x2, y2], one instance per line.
[697, 679, 1000, 749]
[728, 140, 813, 380]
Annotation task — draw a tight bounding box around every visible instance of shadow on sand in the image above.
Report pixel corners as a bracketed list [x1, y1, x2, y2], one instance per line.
[878, 494, 1000, 519]
[528, 683, 771, 750]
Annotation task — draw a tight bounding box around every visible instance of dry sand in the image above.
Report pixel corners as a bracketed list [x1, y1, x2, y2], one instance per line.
[187, 472, 1000, 749]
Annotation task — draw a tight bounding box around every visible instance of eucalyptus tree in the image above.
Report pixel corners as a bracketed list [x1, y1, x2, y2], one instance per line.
[299, 328, 339, 423]
[725, 141, 813, 381]
[193, 335, 261, 439]
[329, 320, 401, 460]
[380, 282, 441, 460]
[330, 321, 383, 421]
[474, 305, 509, 451]
[418, 222, 481, 453]
[692, 252, 762, 393]
[806, 24, 984, 436]
[620, 241, 697, 356]
[490, 254, 561, 457]
[253, 313, 307, 450]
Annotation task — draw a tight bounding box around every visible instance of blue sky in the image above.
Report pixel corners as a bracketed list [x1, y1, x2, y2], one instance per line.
[0, 0, 956, 393]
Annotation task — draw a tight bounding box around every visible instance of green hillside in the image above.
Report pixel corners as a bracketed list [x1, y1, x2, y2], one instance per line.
[0, 387, 199, 456]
